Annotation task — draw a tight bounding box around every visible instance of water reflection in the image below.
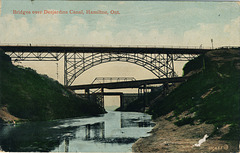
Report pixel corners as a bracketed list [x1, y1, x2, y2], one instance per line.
[121, 112, 155, 128]
[85, 122, 105, 140]
[64, 138, 69, 152]
[0, 111, 154, 152]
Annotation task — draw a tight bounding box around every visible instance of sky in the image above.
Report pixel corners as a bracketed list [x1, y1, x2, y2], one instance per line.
[0, 0, 239, 106]
[0, 1, 239, 47]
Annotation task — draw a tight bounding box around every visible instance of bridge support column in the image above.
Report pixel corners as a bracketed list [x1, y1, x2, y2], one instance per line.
[138, 88, 143, 98]
[64, 138, 69, 152]
[85, 124, 91, 140]
[100, 122, 105, 139]
[85, 88, 90, 101]
[101, 88, 104, 108]
[166, 54, 175, 78]
[143, 84, 147, 113]
[64, 53, 68, 86]
[120, 94, 124, 109]
[163, 82, 169, 96]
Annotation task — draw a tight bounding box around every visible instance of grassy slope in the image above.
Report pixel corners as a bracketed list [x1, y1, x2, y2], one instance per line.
[148, 48, 240, 140]
[0, 51, 105, 121]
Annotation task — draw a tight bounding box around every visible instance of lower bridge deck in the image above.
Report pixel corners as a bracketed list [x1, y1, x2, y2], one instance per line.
[68, 77, 188, 90]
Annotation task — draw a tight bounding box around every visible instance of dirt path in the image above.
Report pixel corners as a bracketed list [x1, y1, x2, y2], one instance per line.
[132, 115, 238, 153]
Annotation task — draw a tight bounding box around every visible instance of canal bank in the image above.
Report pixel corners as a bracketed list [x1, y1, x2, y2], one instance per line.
[131, 48, 240, 152]
[132, 112, 238, 152]
[0, 51, 105, 122]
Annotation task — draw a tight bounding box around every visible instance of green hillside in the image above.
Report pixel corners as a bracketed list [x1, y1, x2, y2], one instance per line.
[149, 48, 240, 139]
[0, 51, 105, 121]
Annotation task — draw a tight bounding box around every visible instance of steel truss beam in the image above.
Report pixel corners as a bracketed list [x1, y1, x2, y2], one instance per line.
[173, 54, 198, 61]
[5, 51, 198, 86]
[63, 52, 196, 86]
[5, 52, 64, 61]
[91, 77, 136, 84]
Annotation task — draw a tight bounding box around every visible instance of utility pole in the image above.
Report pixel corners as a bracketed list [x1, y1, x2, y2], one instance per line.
[56, 63, 58, 81]
[211, 39, 214, 49]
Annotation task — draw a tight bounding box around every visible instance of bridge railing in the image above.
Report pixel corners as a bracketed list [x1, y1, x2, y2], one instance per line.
[0, 43, 214, 49]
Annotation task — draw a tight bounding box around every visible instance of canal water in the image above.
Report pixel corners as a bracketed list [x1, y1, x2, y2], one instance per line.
[0, 111, 155, 152]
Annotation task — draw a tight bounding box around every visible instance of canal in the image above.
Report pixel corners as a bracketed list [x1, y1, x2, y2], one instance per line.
[0, 111, 155, 152]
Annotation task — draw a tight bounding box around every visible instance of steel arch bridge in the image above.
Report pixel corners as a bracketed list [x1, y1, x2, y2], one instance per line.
[64, 53, 178, 86]
[0, 44, 211, 86]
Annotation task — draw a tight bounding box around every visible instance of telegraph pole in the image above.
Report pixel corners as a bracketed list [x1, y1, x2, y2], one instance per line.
[56, 63, 58, 81]
[211, 39, 214, 49]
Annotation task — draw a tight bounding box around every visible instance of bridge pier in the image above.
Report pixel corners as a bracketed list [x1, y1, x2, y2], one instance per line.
[143, 84, 147, 112]
[100, 87, 104, 108]
[163, 82, 169, 96]
[137, 85, 148, 112]
[85, 88, 90, 101]
[64, 53, 68, 86]
[64, 138, 69, 152]
[120, 94, 124, 109]
[138, 88, 141, 98]
[85, 124, 91, 140]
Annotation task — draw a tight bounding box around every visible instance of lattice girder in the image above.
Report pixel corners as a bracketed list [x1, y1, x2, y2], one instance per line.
[4, 50, 198, 86]
[6, 52, 63, 61]
[64, 52, 177, 86]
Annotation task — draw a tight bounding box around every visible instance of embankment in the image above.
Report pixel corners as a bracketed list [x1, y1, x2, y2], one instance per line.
[0, 51, 105, 122]
[132, 48, 240, 152]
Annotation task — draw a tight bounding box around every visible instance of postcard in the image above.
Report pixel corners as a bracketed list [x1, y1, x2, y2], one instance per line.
[0, 0, 239, 152]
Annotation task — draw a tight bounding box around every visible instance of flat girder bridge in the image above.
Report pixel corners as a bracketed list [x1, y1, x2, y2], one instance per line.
[68, 77, 188, 90]
[0, 45, 211, 54]
[71, 77, 188, 110]
[0, 45, 211, 86]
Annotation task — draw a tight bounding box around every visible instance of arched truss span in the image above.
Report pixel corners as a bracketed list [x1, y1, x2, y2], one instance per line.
[64, 53, 178, 86]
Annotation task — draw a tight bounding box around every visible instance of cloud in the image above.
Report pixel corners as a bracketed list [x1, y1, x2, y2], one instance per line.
[183, 17, 240, 48]
[113, 28, 182, 46]
[85, 30, 113, 44]
[0, 13, 62, 44]
[224, 16, 239, 33]
[223, 16, 240, 45]
[183, 23, 218, 47]
[64, 16, 88, 40]
[0, 13, 183, 46]
[0, 14, 29, 43]
[0, 13, 239, 48]
[96, 15, 116, 30]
